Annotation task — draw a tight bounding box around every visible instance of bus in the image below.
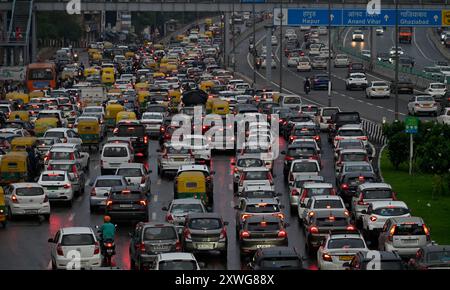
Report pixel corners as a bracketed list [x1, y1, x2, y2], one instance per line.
[26, 63, 57, 92]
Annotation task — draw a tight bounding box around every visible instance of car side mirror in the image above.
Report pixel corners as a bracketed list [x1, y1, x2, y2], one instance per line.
[161, 206, 168, 211]
[48, 238, 55, 243]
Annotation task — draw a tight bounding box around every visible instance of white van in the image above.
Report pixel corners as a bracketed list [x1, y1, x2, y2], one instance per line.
[101, 143, 133, 174]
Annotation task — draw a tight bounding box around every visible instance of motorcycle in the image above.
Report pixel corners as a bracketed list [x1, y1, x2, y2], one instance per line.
[96, 225, 117, 267]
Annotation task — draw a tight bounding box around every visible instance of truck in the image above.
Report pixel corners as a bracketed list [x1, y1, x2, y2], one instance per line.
[399, 27, 412, 44]
[76, 85, 106, 108]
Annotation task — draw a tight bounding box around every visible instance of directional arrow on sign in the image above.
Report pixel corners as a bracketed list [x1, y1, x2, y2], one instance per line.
[330, 14, 334, 21]
[384, 15, 389, 22]
[434, 15, 439, 22]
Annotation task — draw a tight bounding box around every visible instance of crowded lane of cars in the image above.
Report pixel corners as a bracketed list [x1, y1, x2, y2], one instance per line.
[0, 18, 449, 271]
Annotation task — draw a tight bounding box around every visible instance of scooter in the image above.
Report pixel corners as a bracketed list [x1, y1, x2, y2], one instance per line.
[95, 225, 117, 267]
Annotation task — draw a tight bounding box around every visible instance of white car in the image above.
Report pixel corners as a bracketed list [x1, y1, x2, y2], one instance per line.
[316, 107, 340, 131]
[297, 57, 312, 72]
[389, 46, 404, 57]
[115, 163, 151, 193]
[407, 95, 438, 116]
[288, 159, 321, 186]
[261, 58, 276, 69]
[271, 35, 278, 46]
[140, 112, 164, 137]
[437, 108, 450, 125]
[361, 200, 410, 236]
[352, 30, 364, 42]
[333, 124, 368, 148]
[300, 26, 311, 31]
[425, 83, 447, 97]
[308, 43, 322, 57]
[163, 198, 207, 227]
[376, 27, 384, 35]
[345, 73, 368, 91]
[351, 183, 395, 222]
[175, 135, 211, 166]
[237, 167, 274, 195]
[361, 50, 371, 58]
[83, 106, 105, 116]
[4, 183, 50, 220]
[45, 146, 89, 171]
[48, 227, 101, 270]
[89, 175, 128, 212]
[334, 54, 350, 68]
[300, 195, 346, 225]
[38, 171, 76, 206]
[287, 56, 300, 67]
[153, 252, 201, 270]
[43, 128, 82, 144]
[101, 143, 134, 174]
[231, 157, 265, 186]
[317, 233, 369, 270]
[365, 81, 391, 99]
[318, 26, 328, 35]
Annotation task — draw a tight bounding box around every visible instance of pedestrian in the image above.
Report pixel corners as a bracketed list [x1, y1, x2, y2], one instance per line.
[304, 77, 311, 95]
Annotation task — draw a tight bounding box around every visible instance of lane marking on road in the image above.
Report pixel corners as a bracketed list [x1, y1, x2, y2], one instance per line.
[153, 194, 158, 202]
[68, 213, 75, 222]
[367, 103, 374, 106]
[230, 200, 235, 208]
[377, 105, 384, 109]
[228, 184, 233, 191]
[151, 212, 157, 221]
[47, 260, 52, 270]
[357, 100, 364, 103]
[156, 179, 161, 185]
[413, 28, 434, 63]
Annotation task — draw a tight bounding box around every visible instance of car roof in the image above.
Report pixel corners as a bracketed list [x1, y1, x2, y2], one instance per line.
[158, 252, 196, 261]
[186, 213, 222, 219]
[310, 195, 342, 201]
[41, 170, 66, 175]
[340, 149, 368, 154]
[294, 175, 324, 182]
[257, 246, 299, 257]
[117, 163, 144, 169]
[358, 182, 392, 190]
[339, 124, 363, 130]
[313, 209, 348, 218]
[60, 227, 95, 235]
[46, 128, 68, 132]
[389, 216, 424, 225]
[95, 175, 124, 180]
[171, 198, 204, 204]
[12, 182, 42, 188]
[303, 182, 333, 189]
[328, 233, 363, 239]
[244, 198, 279, 205]
[370, 200, 408, 209]
[343, 161, 372, 166]
[242, 167, 269, 172]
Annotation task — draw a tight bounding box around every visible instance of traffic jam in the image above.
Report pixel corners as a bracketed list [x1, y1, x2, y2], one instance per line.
[0, 17, 445, 271]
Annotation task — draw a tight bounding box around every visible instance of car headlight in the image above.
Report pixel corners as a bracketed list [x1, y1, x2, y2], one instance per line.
[0, 209, 3, 214]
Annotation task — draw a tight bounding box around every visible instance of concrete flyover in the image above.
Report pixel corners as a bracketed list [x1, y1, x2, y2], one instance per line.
[1, 0, 449, 13]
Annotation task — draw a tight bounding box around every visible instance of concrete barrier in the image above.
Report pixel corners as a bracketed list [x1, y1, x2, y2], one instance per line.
[427, 28, 450, 61]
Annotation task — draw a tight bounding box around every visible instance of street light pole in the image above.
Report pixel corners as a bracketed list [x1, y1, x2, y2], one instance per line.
[394, 0, 399, 121]
[279, 1, 283, 93]
[328, 0, 332, 107]
[252, 0, 256, 85]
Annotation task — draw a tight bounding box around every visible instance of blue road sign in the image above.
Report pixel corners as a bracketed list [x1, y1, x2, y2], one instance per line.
[287, 9, 342, 26]
[241, 0, 266, 3]
[281, 8, 443, 27]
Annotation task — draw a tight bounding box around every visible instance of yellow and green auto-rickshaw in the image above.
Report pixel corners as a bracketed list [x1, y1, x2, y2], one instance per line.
[199, 80, 215, 93]
[138, 91, 150, 109]
[174, 172, 210, 206]
[0, 186, 7, 228]
[84, 67, 100, 78]
[135, 82, 150, 93]
[10, 137, 38, 152]
[116, 111, 137, 124]
[211, 99, 230, 115]
[8, 111, 30, 122]
[105, 104, 124, 128]
[29, 90, 45, 99]
[102, 69, 115, 85]
[77, 119, 101, 150]
[0, 152, 31, 185]
[34, 118, 59, 137]
[7, 92, 30, 105]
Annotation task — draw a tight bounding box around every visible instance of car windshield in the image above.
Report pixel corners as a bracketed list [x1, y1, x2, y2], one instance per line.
[144, 227, 177, 240]
[84, 107, 102, 113]
[339, 129, 364, 136]
[166, 147, 190, 154]
[142, 114, 162, 120]
[16, 187, 44, 196]
[342, 153, 367, 162]
[427, 251, 450, 264]
[41, 173, 65, 181]
[284, 97, 301, 104]
[314, 200, 343, 209]
[117, 168, 142, 177]
[245, 171, 268, 180]
[247, 221, 279, 231]
[294, 129, 315, 137]
[45, 132, 64, 138]
[246, 204, 279, 213]
[243, 191, 274, 199]
[431, 84, 445, 89]
[260, 258, 302, 269]
[288, 147, 315, 156]
[345, 164, 372, 172]
[292, 162, 318, 172]
[103, 147, 128, 157]
[159, 260, 197, 270]
[171, 204, 204, 214]
[117, 125, 145, 137]
[95, 179, 123, 187]
[61, 234, 95, 246]
[417, 96, 433, 102]
[189, 218, 222, 230]
[328, 238, 365, 249]
[111, 191, 142, 200]
[50, 164, 73, 171]
[394, 224, 426, 235]
[237, 158, 263, 167]
[322, 109, 339, 117]
[373, 207, 409, 216]
[308, 188, 333, 196]
[363, 189, 393, 199]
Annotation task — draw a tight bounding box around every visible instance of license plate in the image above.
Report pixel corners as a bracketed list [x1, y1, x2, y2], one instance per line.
[423, 104, 431, 107]
[25, 210, 38, 214]
[46, 186, 59, 190]
[119, 204, 133, 208]
[110, 163, 120, 167]
[197, 244, 214, 250]
[48, 192, 58, 198]
[153, 245, 169, 251]
[402, 239, 418, 244]
[339, 255, 353, 261]
[106, 248, 114, 254]
[256, 244, 272, 249]
[174, 158, 184, 162]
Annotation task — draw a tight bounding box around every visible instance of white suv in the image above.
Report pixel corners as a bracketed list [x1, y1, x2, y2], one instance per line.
[5, 183, 51, 220]
[38, 171, 76, 206]
[101, 143, 133, 175]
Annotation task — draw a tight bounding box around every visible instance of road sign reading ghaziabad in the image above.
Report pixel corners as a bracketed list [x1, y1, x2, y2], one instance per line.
[405, 116, 419, 134]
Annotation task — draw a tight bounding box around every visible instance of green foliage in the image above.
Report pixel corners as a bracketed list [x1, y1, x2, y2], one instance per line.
[386, 131, 409, 170]
[432, 174, 449, 198]
[37, 12, 82, 41]
[382, 120, 405, 140]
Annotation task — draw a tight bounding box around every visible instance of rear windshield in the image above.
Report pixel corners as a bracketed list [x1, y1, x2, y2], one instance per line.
[373, 207, 409, 216]
[427, 251, 450, 263]
[144, 227, 177, 240]
[314, 200, 343, 209]
[111, 191, 142, 200]
[315, 217, 348, 227]
[345, 164, 372, 172]
[166, 147, 190, 154]
[41, 174, 65, 181]
[246, 204, 279, 213]
[342, 153, 367, 162]
[95, 179, 123, 187]
[247, 221, 280, 231]
[288, 147, 315, 156]
[292, 162, 318, 172]
[243, 191, 274, 199]
[336, 114, 360, 122]
[103, 147, 128, 157]
[327, 238, 365, 249]
[363, 189, 393, 199]
[61, 234, 95, 246]
[394, 224, 426, 235]
[322, 109, 339, 117]
[237, 158, 263, 167]
[45, 132, 64, 138]
[39, 139, 56, 146]
[117, 168, 142, 177]
[171, 204, 204, 214]
[260, 258, 302, 269]
[50, 164, 73, 172]
[348, 177, 376, 185]
[284, 97, 301, 104]
[307, 188, 333, 196]
[159, 260, 197, 270]
[339, 130, 364, 136]
[188, 218, 222, 230]
[16, 187, 44, 196]
[117, 125, 145, 137]
[294, 130, 315, 137]
[245, 171, 269, 180]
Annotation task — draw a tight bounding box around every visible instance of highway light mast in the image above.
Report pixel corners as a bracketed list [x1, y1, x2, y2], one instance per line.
[279, 1, 283, 93]
[252, 0, 256, 85]
[328, 0, 332, 107]
[394, 0, 399, 121]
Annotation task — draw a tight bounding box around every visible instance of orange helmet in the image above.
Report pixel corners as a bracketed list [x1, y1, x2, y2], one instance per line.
[104, 215, 111, 222]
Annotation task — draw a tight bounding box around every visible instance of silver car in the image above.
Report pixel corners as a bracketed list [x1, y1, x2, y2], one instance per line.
[162, 198, 207, 229]
[378, 217, 431, 258]
[89, 175, 128, 212]
[407, 95, 438, 116]
[311, 56, 327, 70]
[115, 163, 151, 194]
[157, 143, 195, 177]
[334, 54, 350, 67]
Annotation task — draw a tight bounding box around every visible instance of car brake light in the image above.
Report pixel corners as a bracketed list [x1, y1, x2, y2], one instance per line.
[144, 136, 148, 144]
[63, 184, 71, 189]
[162, 154, 168, 159]
[357, 136, 368, 141]
[341, 183, 349, 190]
[289, 173, 294, 181]
[166, 214, 173, 222]
[241, 214, 252, 221]
[220, 228, 227, 239]
[56, 243, 64, 256]
[322, 253, 333, 262]
[289, 136, 296, 141]
[240, 231, 250, 239]
[285, 156, 295, 161]
[183, 228, 191, 239]
[423, 224, 430, 236]
[11, 195, 19, 203]
[93, 241, 100, 255]
[291, 189, 299, 196]
[43, 195, 49, 203]
[388, 225, 396, 241]
[106, 200, 113, 207]
[273, 213, 284, 219]
[309, 226, 319, 234]
[314, 135, 320, 141]
[346, 225, 356, 231]
[370, 216, 377, 222]
[139, 200, 147, 206]
[277, 230, 287, 238]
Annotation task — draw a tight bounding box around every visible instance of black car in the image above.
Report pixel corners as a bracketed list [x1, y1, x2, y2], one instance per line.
[248, 247, 304, 270]
[336, 172, 379, 206]
[114, 121, 148, 157]
[348, 62, 365, 74]
[288, 125, 321, 146]
[377, 52, 391, 63]
[344, 251, 405, 270]
[283, 114, 315, 139]
[408, 245, 450, 270]
[328, 111, 361, 142]
[105, 186, 149, 222]
[129, 222, 181, 270]
[391, 77, 414, 94]
[257, 102, 280, 115]
[282, 144, 321, 177]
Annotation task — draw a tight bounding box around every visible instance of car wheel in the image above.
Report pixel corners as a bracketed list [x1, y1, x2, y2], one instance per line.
[130, 258, 136, 270]
[1, 221, 6, 228]
[52, 260, 57, 270]
[7, 207, 13, 221]
[44, 214, 50, 221]
[89, 205, 95, 213]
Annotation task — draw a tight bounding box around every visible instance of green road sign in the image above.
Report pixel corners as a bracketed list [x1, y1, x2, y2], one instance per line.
[405, 116, 418, 134]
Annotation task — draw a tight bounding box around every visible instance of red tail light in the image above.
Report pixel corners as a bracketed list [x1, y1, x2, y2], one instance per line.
[268, 173, 274, 185]
[341, 183, 349, 190]
[43, 195, 49, 203]
[69, 154, 74, 160]
[166, 214, 174, 222]
[162, 154, 168, 159]
[291, 189, 299, 196]
[423, 224, 431, 241]
[346, 225, 356, 231]
[309, 226, 319, 234]
[357, 136, 368, 141]
[322, 253, 332, 262]
[11, 195, 19, 203]
[289, 173, 294, 182]
[141, 176, 146, 184]
[240, 230, 250, 239]
[56, 243, 64, 256]
[285, 156, 295, 161]
[113, 128, 118, 134]
[273, 213, 285, 219]
[105, 242, 113, 248]
[388, 225, 396, 241]
[144, 136, 148, 144]
[370, 216, 377, 222]
[93, 241, 100, 255]
[106, 200, 113, 207]
[241, 214, 252, 221]
[175, 240, 182, 251]
[139, 242, 146, 252]
[63, 184, 71, 189]
[139, 200, 147, 206]
[314, 135, 320, 141]
[90, 188, 96, 196]
[184, 228, 192, 239]
[219, 228, 227, 239]
[289, 136, 296, 141]
[277, 230, 287, 238]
